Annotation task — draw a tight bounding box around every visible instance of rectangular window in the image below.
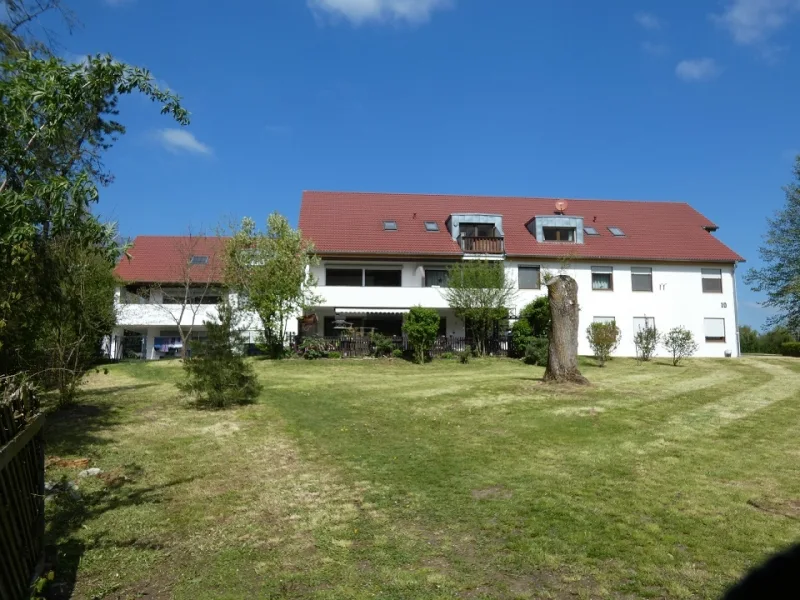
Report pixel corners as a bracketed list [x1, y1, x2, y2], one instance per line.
[461, 223, 496, 238]
[634, 317, 655, 331]
[593, 317, 616, 324]
[591, 266, 613, 291]
[425, 269, 449, 288]
[424, 221, 439, 232]
[190, 255, 209, 265]
[365, 269, 401, 287]
[704, 318, 726, 342]
[438, 317, 447, 337]
[326, 268, 363, 286]
[543, 227, 576, 242]
[631, 267, 653, 292]
[608, 227, 625, 237]
[518, 266, 541, 289]
[584, 227, 599, 236]
[702, 268, 723, 293]
[383, 221, 398, 231]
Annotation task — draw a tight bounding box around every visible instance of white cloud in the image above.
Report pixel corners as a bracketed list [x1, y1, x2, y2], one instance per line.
[713, 0, 800, 45]
[642, 41, 669, 56]
[675, 58, 721, 82]
[635, 12, 662, 30]
[309, 0, 451, 24]
[154, 129, 212, 155]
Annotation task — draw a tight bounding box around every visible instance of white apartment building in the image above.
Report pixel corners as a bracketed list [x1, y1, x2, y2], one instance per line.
[112, 191, 743, 359]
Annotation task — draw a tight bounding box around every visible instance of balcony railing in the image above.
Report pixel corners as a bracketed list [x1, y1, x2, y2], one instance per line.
[460, 236, 505, 254]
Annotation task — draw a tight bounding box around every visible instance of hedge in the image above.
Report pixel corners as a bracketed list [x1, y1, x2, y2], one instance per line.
[780, 341, 800, 357]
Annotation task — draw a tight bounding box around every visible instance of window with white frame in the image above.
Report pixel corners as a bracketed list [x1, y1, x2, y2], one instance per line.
[704, 318, 726, 342]
[425, 269, 449, 288]
[592, 266, 613, 291]
[518, 266, 541, 289]
[702, 268, 723, 293]
[633, 317, 656, 332]
[631, 267, 653, 292]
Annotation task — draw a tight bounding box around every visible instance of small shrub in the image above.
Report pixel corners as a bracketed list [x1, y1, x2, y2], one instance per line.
[520, 296, 551, 337]
[633, 325, 659, 362]
[328, 351, 342, 359]
[403, 306, 441, 364]
[662, 326, 699, 365]
[370, 332, 395, 357]
[299, 336, 329, 360]
[440, 352, 455, 360]
[510, 319, 533, 358]
[781, 341, 800, 357]
[524, 337, 548, 366]
[586, 321, 621, 367]
[459, 346, 472, 364]
[392, 348, 404, 359]
[177, 301, 262, 408]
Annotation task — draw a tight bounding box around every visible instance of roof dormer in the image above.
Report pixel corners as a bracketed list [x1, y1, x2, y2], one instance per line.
[527, 215, 585, 244]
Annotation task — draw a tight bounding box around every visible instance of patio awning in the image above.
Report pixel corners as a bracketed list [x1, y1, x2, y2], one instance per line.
[335, 308, 410, 315]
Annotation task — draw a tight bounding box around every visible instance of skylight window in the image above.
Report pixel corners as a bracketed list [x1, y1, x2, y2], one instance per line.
[584, 227, 599, 236]
[383, 221, 398, 231]
[424, 221, 439, 232]
[608, 227, 625, 237]
[190, 255, 209, 265]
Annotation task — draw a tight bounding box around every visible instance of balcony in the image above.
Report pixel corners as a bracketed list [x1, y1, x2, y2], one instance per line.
[460, 236, 505, 254]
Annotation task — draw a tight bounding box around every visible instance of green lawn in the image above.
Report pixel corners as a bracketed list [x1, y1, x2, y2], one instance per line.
[44, 356, 800, 599]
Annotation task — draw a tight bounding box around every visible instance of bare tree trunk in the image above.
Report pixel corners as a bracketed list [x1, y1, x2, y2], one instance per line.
[543, 275, 589, 385]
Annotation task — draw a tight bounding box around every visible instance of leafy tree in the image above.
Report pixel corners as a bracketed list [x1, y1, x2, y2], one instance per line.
[511, 296, 551, 357]
[225, 214, 320, 357]
[36, 239, 118, 405]
[744, 156, 800, 336]
[0, 52, 187, 378]
[177, 300, 262, 408]
[1, 0, 75, 58]
[442, 261, 517, 355]
[633, 325, 659, 362]
[758, 326, 796, 355]
[402, 306, 441, 364]
[662, 326, 698, 366]
[586, 321, 621, 367]
[738, 325, 760, 354]
[520, 296, 551, 337]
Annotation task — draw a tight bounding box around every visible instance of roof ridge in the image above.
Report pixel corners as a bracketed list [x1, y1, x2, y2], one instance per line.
[302, 190, 690, 205]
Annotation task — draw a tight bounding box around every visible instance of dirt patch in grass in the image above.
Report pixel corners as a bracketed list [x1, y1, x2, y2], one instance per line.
[471, 486, 513, 500]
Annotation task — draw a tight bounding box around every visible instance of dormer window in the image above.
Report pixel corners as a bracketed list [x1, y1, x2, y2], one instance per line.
[383, 221, 398, 231]
[543, 227, 576, 242]
[190, 255, 209, 265]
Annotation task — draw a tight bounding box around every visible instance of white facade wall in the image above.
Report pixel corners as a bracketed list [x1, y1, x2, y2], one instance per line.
[113, 259, 739, 360]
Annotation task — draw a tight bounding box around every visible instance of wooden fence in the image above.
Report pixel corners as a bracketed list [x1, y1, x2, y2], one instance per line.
[0, 381, 45, 600]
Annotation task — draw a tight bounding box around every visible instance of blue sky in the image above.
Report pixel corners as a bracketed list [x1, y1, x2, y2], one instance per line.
[59, 0, 800, 330]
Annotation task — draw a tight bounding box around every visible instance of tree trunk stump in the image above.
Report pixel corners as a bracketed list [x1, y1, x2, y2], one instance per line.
[543, 275, 589, 385]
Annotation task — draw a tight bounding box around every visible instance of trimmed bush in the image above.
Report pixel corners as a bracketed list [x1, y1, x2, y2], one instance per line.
[370, 332, 395, 357]
[634, 325, 659, 362]
[524, 338, 548, 366]
[459, 346, 472, 364]
[299, 336, 329, 360]
[586, 321, 621, 367]
[403, 306, 441, 364]
[781, 341, 800, 357]
[662, 327, 698, 366]
[391, 348, 404, 359]
[510, 319, 533, 358]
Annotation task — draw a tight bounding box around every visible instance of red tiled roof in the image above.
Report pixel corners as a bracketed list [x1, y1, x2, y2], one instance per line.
[299, 191, 744, 263]
[114, 236, 227, 283]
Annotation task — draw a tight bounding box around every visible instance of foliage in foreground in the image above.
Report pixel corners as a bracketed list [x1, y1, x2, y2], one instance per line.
[586, 321, 621, 367]
[510, 296, 551, 358]
[633, 325, 659, 362]
[177, 301, 261, 408]
[781, 341, 800, 357]
[662, 326, 698, 366]
[0, 51, 187, 400]
[402, 306, 441, 364]
[744, 155, 800, 336]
